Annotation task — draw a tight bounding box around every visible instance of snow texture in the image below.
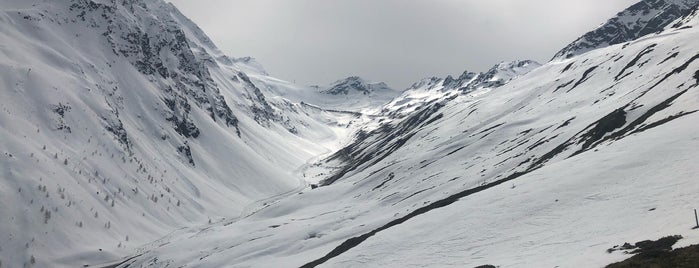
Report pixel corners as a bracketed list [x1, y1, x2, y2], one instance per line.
[1, 0, 699, 268]
[553, 0, 698, 60]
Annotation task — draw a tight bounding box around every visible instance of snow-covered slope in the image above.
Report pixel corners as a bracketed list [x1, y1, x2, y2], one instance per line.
[233, 70, 396, 151]
[553, 0, 698, 59]
[4, 0, 699, 267]
[250, 74, 400, 115]
[122, 5, 699, 268]
[0, 0, 375, 267]
[382, 60, 541, 117]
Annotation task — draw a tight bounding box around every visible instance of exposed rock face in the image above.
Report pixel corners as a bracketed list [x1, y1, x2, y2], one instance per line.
[69, 0, 240, 138]
[382, 60, 541, 117]
[553, 0, 699, 59]
[0, 1, 365, 266]
[321, 76, 393, 96]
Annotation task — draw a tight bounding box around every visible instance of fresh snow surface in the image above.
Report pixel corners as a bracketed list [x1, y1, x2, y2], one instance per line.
[250, 74, 401, 115]
[123, 9, 699, 268]
[0, 0, 392, 267]
[382, 60, 541, 117]
[553, 0, 698, 59]
[2, 0, 699, 267]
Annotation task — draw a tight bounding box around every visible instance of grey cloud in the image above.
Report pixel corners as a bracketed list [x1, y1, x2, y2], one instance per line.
[169, 0, 638, 89]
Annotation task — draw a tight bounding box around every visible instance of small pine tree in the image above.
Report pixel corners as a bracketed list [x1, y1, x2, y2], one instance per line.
[43, 210, 51, 224]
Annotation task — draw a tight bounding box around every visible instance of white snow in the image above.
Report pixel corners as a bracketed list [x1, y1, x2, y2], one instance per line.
[124, 10, 699, 268]
[1, 0, 698, 268]
[0, 0, 389, 267]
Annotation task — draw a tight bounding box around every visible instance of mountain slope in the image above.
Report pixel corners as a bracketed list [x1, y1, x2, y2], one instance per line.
[553, 0, 698, 59]
[0, 0, 378, 267]
[382, 60, 541, 117]
[3, 0, 699, 267]
[250, 74, 401, 115]
[122, 6, 699, 268]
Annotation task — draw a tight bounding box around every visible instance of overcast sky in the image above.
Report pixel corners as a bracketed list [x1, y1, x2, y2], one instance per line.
[168, 0, 638, 89]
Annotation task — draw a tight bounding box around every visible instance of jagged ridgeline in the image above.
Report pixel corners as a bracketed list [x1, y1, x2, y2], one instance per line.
[0, 0, 360, 267]
[553, 0, 699, 59]
[126, 2, 699, 268]
[70, 0, 239, 138]
[1, 0, 699, 267]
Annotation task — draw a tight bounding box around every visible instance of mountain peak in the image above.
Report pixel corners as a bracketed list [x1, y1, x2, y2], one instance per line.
[553, 0, 699, 60]
[442, 70, 478, 88]
[402, 60, 540, 97]
[407, 77, 443, 91]
[449, 60, 542, 91]
[479, 60, 542, 85]
[321, 76, 393, 95]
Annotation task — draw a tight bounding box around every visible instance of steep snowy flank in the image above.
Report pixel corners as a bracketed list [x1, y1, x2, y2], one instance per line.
[553, 0, 698, 59]
[123, 7, 699, 268]
[0, 0, 372, 267]
[4, 0, 699, 267]
[229, 71, 396, 150]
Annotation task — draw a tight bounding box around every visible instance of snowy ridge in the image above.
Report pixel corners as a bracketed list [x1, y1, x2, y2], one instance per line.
[382, 60, 541, 117]
[553, 0, 698, 59]
[2, 0, 699, 267]
[321, 76, 392, 96]
[0, 0, 371, 267]
[231, 56, 269, 76]
[247, 73, 400, 115]
[122, 8, 699, 268]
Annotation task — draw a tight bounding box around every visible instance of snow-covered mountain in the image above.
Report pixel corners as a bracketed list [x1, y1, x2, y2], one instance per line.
[553, 0, 698, 59]
[311, 76, 400, 113]
[382, 60, 541, 117]
[2, 0, 699, 267]
[0, 0, 385, 267]
[248, 74, 400, 115]
[321, 76, 391, 96]
[120, 4, 699, 268]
